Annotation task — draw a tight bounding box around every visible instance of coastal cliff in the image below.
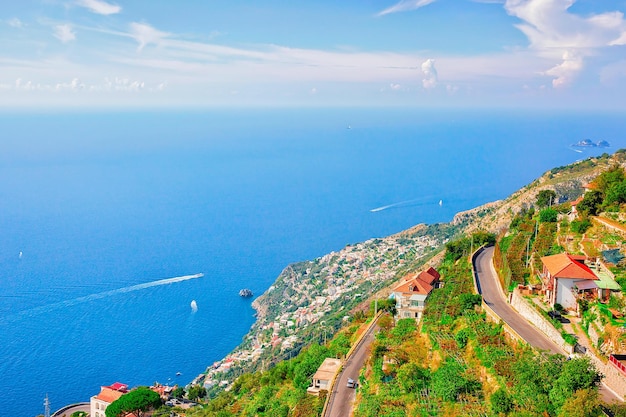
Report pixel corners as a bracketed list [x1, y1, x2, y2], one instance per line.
[195, 151, 625, 391]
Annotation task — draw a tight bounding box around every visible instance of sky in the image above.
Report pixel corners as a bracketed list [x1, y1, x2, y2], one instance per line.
[2, 0, 626, 109]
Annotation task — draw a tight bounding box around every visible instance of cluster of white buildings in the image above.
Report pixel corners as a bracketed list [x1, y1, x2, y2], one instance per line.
[199, 232, 441, 390]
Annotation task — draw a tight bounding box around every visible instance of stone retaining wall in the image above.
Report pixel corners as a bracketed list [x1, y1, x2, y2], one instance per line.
[510, 290, 573, 354]
[587, 353, 626, 400]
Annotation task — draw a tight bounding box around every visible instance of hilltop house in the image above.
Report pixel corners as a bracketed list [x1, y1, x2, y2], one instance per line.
[540, 253, 599, 311]
[391, 267, 440, 322]
[90, 382, 128, 417]
[307, 358, 342, 396]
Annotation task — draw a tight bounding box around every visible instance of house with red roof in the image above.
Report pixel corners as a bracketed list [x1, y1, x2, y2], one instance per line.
[540, 253, 599, 311]
[90, 382, 128, 417]
[391, 267, 440, 321]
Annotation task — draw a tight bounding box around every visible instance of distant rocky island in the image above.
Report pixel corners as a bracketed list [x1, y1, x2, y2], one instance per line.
[572, 139, 610, 148]
[239, 288, 253, 297]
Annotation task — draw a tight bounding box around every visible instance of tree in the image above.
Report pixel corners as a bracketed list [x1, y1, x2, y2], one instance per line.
[539, 208, 558, 223]
[188, 384, 207, 401]
[105, 387, 162, 417]
[595, 164, 625, 193]
[605, 180, 626, 207]
[576, 191, 603, 216]
[537, 189, 557, 208]
[171, 386, 185, 399]
[549, 357, 601, 410]
[558, 388, 601, 417]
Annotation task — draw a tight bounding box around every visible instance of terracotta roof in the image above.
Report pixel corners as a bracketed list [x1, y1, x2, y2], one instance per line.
[393, 267, 439, 296]
[96, 387, 126, 404]
[393, 276, 433, 295]
[541, 253, 598, 280]
[424, 267, 440, 281]
[418, 270, 439, 285]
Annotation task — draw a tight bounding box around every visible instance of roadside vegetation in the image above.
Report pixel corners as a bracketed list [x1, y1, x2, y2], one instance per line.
[149, 153, 626, 417]
[353, 236, 604, 417]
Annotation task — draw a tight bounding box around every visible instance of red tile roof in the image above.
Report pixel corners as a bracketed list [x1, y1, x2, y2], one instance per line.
[393, 267, 439, 295]
[541, 253, 598, 280]
[96, 387, 126, 404]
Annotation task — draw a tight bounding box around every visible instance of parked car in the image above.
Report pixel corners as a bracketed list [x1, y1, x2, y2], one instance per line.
[347, 378, 357, 388]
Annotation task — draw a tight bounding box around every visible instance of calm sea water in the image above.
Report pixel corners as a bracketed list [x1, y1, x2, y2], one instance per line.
[0, 108, 622, 417]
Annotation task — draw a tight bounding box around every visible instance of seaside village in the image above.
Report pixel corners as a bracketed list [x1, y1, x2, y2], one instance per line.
[68, 174, 626, 416]
[85, 265, 445, 416]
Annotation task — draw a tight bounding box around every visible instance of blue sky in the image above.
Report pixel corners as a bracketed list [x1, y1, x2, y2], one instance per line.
[2, 0, 626, 108]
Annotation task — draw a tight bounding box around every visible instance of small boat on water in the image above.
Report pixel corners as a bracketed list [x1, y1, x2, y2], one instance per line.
[239, 288, 253, 298]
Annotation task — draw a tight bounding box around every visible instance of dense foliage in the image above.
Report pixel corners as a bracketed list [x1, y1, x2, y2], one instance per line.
[354, 238, 603, 417]
[105, 387, 162, 417]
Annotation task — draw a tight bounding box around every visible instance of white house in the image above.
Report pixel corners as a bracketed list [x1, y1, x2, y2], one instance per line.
[90, 382, 128, 417]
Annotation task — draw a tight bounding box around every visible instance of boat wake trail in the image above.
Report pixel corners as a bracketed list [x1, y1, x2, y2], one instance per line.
[1, 273, 204, 325]
[370, 197, 435, 213]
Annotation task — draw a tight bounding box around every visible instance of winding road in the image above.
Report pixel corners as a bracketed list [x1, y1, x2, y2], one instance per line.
[474, 246, 565, 354]
[324, 319, 380, 417]
[475, 246, 622, 403]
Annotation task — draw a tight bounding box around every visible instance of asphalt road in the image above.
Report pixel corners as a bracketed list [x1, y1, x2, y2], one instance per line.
[475, 246, 622, 403]
[324, 319, 380, 417]
[475, 246, 565, 354]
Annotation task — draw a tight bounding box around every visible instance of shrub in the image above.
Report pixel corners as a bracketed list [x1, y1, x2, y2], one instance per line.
[490, 388, 514, 414]
[571, 219, 592, 234]
[539, 208, 558, 223]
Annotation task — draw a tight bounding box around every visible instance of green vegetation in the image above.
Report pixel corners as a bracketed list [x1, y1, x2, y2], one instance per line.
[536, 189, 557, 208]
[353, 238, 604, 416]
[105, 387, 162, 417]
[444, 230, 496, 262]
[179, 154, 626, 417]
[188, 321, 369, 416]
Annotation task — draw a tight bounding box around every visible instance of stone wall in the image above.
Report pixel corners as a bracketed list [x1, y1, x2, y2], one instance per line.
[587, 353, 626, 400]
[588, 323, 601, 347]
[510, 290, 573, 354]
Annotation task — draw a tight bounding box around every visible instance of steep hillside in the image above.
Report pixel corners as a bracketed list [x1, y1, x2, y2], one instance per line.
[453, 151, 626, 234]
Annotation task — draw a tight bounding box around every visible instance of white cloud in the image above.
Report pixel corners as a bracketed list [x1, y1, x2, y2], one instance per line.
[504, 0, 626, 87]
[8, 18, 23, 28]
[54, 24, 76, 43]
[421, 58, 438, 89]
[390, 83, 402, 90]
[378, 0, 437, 16]
[130, 22, 170, 51]
[76, 0, 121, 15]
[544, 50, 583, 87]
[310, 87, 317, 94]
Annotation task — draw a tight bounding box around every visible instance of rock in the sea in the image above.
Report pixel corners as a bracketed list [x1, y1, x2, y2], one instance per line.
[239, 288, 253, 297]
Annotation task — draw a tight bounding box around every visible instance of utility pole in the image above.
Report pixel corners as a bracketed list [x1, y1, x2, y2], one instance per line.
[374, 299, 378, 316]
[44, 394, 50, 417]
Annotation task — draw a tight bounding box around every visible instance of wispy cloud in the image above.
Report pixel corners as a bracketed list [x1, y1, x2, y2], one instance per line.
[54, 24, 76, 43]
[76, 0, 121, 15]
[130, 22, 170, 51]
[378, 0, 437, 16]
[7, 18, 24, 28]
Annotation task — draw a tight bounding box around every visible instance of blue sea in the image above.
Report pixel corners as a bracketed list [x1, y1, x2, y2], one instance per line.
[0, 108, 623, 417]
